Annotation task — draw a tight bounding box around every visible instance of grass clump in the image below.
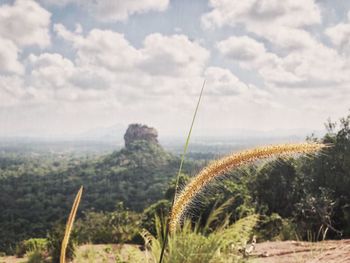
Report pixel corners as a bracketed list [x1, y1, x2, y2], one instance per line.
[27, 249, 48, 263]
[143, 201, 260, 263]
[15, 238, 48, 258]
[143, 217, 258, 263]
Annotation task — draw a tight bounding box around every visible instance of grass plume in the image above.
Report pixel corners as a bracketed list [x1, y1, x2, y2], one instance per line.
[60, 186, 83, 263]
[169, 143, 326, 233]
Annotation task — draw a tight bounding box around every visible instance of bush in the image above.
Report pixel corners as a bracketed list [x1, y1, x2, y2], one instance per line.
[141, 199, 170, 235]
[15, 238, 47, 258]
[254, 213, 283, 241]
[47, 224, 77, 263]
[76, 203, 141, 244]
[278, 219, 298, 241]
[142, 214, 259, 263]
[27, 250, 47, 263]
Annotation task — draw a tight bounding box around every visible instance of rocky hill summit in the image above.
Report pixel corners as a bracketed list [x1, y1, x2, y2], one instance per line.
[124, 124, 158, 148]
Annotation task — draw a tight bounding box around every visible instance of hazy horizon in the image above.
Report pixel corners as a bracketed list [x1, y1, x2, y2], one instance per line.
[0, 121, 326, 141]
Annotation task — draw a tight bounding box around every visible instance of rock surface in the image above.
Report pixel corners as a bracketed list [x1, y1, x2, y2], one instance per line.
[251, 239, 350, 263]
[124, 124, 158, 148]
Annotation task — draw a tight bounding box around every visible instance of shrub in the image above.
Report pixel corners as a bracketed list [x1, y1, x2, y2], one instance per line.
[278, 219, 298, 241]
[27, 249, 47, 263]
[76, 203, 141, 244]
[254, 213, 283, 241]
[15, 238, 47, 258]
[47, 224, 77, 263]
[142, 210, 259, 263]
[141, 199, 171, 236]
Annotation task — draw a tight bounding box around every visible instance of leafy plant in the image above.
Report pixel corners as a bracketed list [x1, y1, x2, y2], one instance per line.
[143, 211, 259, 263]
[15, 238, 47, 258]
[27, 249, 47, 263]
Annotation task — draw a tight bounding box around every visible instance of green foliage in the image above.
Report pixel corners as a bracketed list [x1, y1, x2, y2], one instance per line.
[143, 211, 258, 263]
[219, 214, 259, 250]
[76, 203, 141, 244]
[2, 113, 350, 254]
[16, 238, 47, 258]
[47, 224, 77, 263]
[294, 187, 338, 240]
[254, 214, 283, 241]
[243, 115, 350, 239]
[141, 199, 171, 236]
[26, 249, 47, 263]
[278, 218, 298, 241]
[0, 140, 200, 253]
[297, 115, 350, 238]
[253, 159, 299, 217]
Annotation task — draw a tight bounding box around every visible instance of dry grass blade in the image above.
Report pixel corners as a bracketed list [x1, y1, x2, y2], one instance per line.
[158, 80, 206, 263]
[169, 143, 326, 233]
[60, 186, 83, 263]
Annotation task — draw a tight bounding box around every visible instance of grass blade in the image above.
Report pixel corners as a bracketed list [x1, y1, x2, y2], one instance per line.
[60, 186, 83, 263]
[159, 80, 206, 263]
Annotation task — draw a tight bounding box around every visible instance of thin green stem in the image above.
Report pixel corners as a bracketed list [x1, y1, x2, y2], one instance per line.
[158, 80, 206, 263]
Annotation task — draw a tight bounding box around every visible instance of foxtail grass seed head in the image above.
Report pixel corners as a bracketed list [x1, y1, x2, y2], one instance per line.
[169, 143, 325, 233]
[60, 186, 83, 263]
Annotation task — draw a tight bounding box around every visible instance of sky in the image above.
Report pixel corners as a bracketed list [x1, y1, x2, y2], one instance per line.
[0, 0, 350, 138]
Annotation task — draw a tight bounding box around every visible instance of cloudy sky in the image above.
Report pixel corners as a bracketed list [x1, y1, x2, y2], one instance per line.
[0, 0, 350, 138]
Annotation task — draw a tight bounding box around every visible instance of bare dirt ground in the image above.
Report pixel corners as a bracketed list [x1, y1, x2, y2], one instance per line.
[250, 239, 350, 263]
[0, 256, 26, 263]
[1, 240, 350, 262]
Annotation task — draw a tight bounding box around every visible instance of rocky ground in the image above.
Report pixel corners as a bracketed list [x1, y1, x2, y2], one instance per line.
[250, 239, 350, 263]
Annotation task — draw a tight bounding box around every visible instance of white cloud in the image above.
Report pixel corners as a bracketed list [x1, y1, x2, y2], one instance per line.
[202, 0, 320, 30]
[84, 0, 169, 22]
[3, 24, 211, 111]
[202, 0, 321, 50]
[216, 36, 273, 63]
[325, 12, 350, 55]
[0, 0, 51, 48]
[55, 24, 209, 80]
[23, 52, 117, 105]
[326, 23, 350, 51]
[41, 0, 169, 22]
[217, 35, 350, 89]
[0, 37, 24, 74]
[28, 53, 75, 90]
[0, 0, 51, 76]
[0, 75, 25, 107]
[139, 33, 209, 77]
[204, 66, 249, 96]
[209, 1, 350, 90]
[54, 24, 141, 71]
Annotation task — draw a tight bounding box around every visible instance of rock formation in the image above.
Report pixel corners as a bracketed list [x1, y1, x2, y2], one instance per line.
[124, 124, 158, 148]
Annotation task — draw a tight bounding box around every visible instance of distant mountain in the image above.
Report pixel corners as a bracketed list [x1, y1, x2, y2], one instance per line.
[78, 123, 127, 142]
